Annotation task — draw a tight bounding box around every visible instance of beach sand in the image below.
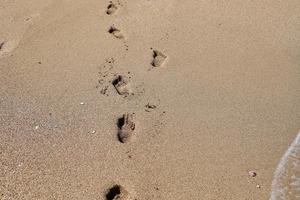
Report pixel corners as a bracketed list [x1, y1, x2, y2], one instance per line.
[1, 0, 300, 199]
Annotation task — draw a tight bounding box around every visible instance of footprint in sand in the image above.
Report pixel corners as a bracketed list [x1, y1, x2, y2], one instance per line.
[117, 113, 136, 143]
[106, 185, 131, 200]
[106, 2, 118, 15]
[108, 25, 125, 39]
[97, 60, 139, 97]
[0, 40, 19, 59]
[151, 49, 167, 67]
[112, 75, 131, 96]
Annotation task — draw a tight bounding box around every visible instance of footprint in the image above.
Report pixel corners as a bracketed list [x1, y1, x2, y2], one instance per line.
[145, 103, 157, 112]
[106, 2, 118, 15]
[106, 185, 131, 200]
[0, 40, 19, 59]
[24, 13, 40, 23]
[112, 75, 131, 96]
[151, 50, 167, 67]
[117, 113, 136, 143]
[97, 59, 135, 97]
[108, 26, 124, 39]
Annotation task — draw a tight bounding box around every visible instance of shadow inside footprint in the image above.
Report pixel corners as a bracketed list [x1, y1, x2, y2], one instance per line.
[117, 116, 125, 129]
[108, 26, 124, 39]
[106, 185, 121, 200]
[0, 42, 4, 50]
[106, 185, 129, 200]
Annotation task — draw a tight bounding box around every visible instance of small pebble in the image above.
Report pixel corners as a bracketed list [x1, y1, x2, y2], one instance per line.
[248, 171, 257, 177]
[34, 125, 39, 130]
[256, 184, 261, 188]
[91, 130, 96, 134]
[80, 102, 85, 105]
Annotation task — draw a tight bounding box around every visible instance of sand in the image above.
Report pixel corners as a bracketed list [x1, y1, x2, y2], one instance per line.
[1, 0, 300, 199]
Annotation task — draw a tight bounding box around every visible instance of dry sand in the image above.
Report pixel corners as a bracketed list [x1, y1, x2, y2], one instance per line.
[1, 0, 300, 199]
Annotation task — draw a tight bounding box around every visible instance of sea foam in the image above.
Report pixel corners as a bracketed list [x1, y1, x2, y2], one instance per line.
[270, 131, 300, 200]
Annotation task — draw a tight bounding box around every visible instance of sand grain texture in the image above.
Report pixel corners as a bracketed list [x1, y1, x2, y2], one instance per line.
[1, 0, 300, 199]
